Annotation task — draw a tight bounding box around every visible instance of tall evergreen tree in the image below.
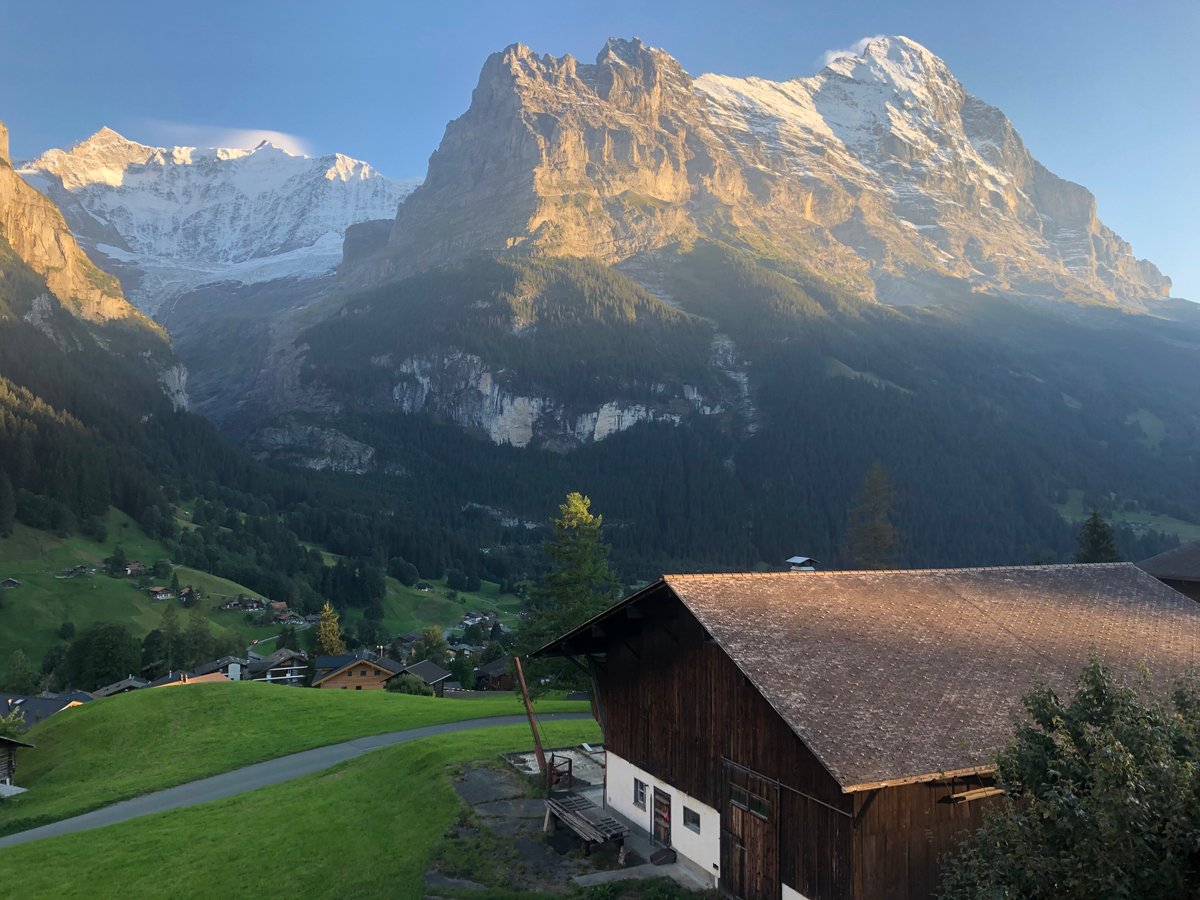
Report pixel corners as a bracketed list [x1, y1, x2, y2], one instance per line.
[518, 492, 620, 686]
[184, 607, 212, 668]
[843, 463, 900, 570]
[315, 601, 346, 656]
[0, 470, 15, 538]
[160, 603, 181, 671]
[1074, 508, 1122, 563]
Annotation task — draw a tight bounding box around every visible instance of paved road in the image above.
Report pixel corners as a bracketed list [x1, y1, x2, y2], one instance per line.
[0, 711, 590, 848]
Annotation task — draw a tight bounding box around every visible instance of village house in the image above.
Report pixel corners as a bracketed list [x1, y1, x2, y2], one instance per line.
[1, 692, 92, 730]
[148, 671, 231, 688]
[92, 676, 149, 698]
[191, 656, 250, 681]
[0, 577, 20, 590]
[125, 561, 148, 577]
[246, 649, 308, 686]
[146, 586, 175, 601]
[535, 563, 1200, 900]
[396, 659, 452, 696]
[473, 655, 514, 691]
[312, 654, 403, 690]
[1140, 539, 1200, 602]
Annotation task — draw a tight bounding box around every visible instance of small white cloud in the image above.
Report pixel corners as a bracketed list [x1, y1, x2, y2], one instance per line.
[128, 118, 314, 157]
[818, 35, 886, 69]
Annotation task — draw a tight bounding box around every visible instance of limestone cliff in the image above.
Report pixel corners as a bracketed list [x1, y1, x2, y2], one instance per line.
[364, 36, 1172, 308]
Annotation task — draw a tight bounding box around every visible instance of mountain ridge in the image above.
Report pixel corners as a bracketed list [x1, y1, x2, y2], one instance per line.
[358, 35, 1172, 309]
[18, 128, 419, 313]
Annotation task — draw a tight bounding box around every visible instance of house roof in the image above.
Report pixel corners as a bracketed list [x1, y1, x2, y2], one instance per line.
[0, 735, 34, 749]
[475, 655, 513, 678]
[398, 659, 452, 685]
[91, 677, 149, 698]
[537, 563, 1200, 792]
[312, 656, 402, 685]
[1140, 540, 1200, 583]
[191, 656, 250, 677]
[0, 694, 79, 730]
[245, 649, 307, 674]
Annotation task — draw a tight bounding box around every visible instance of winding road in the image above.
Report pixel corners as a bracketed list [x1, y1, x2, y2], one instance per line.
[0, 711, 591, 849]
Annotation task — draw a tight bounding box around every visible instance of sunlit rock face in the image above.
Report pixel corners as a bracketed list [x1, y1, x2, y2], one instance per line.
[362, 36, 1170, 308]
[390, 351, 723, 449]
[18, 128, 418, 314]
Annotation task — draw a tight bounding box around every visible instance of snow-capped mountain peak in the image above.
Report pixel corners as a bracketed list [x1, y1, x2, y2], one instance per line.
[19, 128, 420, 312]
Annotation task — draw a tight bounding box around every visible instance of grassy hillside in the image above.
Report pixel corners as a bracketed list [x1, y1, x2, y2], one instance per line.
[0, 681, 589, 837]
[0, 720, 603, 899]
[1055, 488, 1200, 543]
[0, 509, 278, 666]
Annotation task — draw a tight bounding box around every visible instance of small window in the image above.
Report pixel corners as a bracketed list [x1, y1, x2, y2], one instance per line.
[355, 685, 362, 691]
[633, 779, 647, 809]
[683, 807, 701, 834]
[730, 785, 749, 810]
[750, 795, 771, 820]
[360, 669, 368, 677]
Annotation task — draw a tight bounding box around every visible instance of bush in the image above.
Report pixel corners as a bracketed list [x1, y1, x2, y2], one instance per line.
[386, 674, 433, 696]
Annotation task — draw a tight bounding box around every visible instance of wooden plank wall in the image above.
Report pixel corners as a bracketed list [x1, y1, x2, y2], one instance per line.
[598, 595, 854, 899]
[853, 780, 1000, 899]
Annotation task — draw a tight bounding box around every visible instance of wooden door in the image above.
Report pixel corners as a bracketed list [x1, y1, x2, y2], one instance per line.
[721, 763, 780, 899]
[653, 787, 672, 846]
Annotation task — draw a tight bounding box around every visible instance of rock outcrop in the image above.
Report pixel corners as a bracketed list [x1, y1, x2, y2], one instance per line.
[362, 36, 1172, 308]
[0, 121, 148, 324]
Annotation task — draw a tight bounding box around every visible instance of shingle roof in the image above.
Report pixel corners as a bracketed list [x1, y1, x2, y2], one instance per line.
[1140, 540, 1200, 583]
[655, 564, 1200, 790]
[399, 659, 452, 685]
[312, 656, 403, 685]
[0, 694, 77, 730]
[475, 655, 513, 678]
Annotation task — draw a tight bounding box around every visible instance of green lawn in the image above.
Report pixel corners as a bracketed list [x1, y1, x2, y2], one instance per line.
[0, 511, 278, 665]
[0, 681, 589, 837]
[1055, 488, 1200, 542]
[0, 720, 603, 899]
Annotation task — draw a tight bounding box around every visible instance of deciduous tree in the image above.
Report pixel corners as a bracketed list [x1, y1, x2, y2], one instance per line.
[315, 601, 346, 656]
[410, 626, 449, 667]
[942, 657, 1200, 898]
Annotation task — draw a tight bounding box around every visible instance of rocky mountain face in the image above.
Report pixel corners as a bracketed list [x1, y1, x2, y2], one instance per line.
[19, 128, 418, 313]
[361, 36, 1171, 309]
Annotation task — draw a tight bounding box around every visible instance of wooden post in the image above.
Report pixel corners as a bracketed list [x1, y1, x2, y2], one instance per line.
[514, 655, 547, 778]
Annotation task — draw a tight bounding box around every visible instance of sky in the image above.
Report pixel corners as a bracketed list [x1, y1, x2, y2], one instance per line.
[1, 0, 1196, 298]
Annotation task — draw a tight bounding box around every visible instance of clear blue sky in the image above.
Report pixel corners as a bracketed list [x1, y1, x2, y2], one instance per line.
[1, 0, 1196, 298]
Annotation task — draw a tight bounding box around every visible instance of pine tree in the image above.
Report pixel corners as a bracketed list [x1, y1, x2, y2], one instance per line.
[518, 492, 620, 687]
[0, 470, 15, 538]
[844, 463, 900, 570]
[161, 603, 181, 670]
[184, 607, 212, 668]
[1074, 508, 1122, 563]
[170, 570, 181, 595]
[315, 601, 346, 656]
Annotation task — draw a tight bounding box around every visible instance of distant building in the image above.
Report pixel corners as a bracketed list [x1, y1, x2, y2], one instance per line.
[0, 692, 91, 730]
[313, 655, 403, 691]
[395, 660, 452, 697]
[1140, 540, 1200, 602]
[0, 734, 34, 796]
[246, 649, 308, 686]
[191, 656, 250, 681]
[0, 578, 20, 590]
[146, 587, 175, 601]
[92, 676, 149, 698]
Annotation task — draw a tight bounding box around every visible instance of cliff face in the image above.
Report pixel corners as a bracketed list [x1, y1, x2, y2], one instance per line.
[0, 128, 145, 324]
[364, 36, 1172, 308]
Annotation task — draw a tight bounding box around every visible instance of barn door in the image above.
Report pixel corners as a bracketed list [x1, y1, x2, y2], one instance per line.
[721, 762, 780, 900]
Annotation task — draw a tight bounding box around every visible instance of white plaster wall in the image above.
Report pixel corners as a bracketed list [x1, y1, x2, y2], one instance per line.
[606, 751, 721, 886]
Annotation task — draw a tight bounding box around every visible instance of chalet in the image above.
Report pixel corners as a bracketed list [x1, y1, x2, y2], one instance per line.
[126, 561, 148, 576]
[268, 600, 289, 612]
[1140, 539, 1200, 602]
[192, 656, 250, 681]
[313, 655, 403, 690]
[395, 659, 452, 696]
[246, 649, 308, 686]
[1, 577, 21, 589]
[146, 587, 175, 601]
[474, 655, 514, 691]
[534, 564, 1200, 900]
[92, 676, 149, 698]
[0, 734, 34, 796]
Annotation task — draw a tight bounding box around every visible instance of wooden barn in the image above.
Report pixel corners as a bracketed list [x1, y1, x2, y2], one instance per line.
[0, 734, 34, 795]
[534, 563, 1200, 900]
